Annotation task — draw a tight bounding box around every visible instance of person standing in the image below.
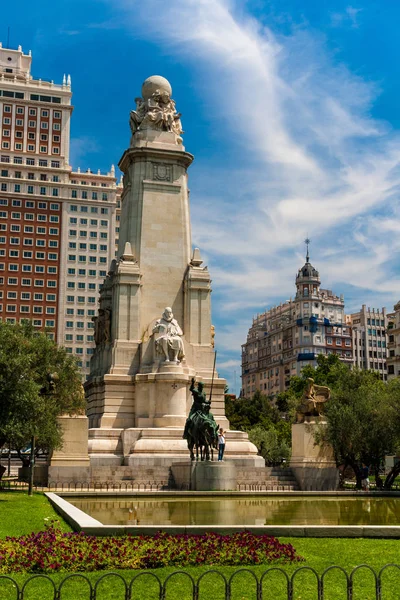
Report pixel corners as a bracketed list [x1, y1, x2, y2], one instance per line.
[361, 464, 370, 491]
[218, 428, 226, 461]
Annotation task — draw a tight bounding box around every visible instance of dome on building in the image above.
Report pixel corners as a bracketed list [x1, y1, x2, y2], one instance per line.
[298, 261, 319, 279]
[295, 239, 321, 289]
[296, 239, 320, 281]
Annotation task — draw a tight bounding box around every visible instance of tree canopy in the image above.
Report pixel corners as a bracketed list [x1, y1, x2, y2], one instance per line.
[0, 322, 85, 462]
[287, 354, 400, 489]
[316, 366, 400, 488]
[225, 391, 291, 465]
[230, 355, 400, 487]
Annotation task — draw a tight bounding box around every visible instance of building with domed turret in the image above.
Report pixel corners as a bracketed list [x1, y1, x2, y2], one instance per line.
[241, 244, 352, 398]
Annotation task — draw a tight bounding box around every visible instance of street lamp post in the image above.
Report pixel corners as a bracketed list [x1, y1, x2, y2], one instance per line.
[28, 435, 36, 497]
[7, 439, 11, 477]
[28, 372, 58, 497]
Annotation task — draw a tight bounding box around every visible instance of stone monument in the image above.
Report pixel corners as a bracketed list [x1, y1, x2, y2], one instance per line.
[290, 379, 338, 490]
[85, 76, 263, 473]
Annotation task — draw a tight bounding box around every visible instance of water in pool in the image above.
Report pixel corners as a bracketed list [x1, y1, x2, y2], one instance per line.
[68, 496, 400, 526]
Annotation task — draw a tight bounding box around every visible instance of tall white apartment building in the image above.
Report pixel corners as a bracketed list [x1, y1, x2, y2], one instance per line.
[387, 301, 400, 380]
[346, 305, 388, 380]
[0, 43, 117, 378]
[58, 168, 117, 378]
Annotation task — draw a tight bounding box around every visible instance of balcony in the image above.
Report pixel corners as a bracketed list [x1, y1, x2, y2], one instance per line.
[340, 355, 354, 363]
[297, 352, 316, 362]
[0, 65, 29, 81]
[0, 67, 67, 91]
[388, 355, 400, 363]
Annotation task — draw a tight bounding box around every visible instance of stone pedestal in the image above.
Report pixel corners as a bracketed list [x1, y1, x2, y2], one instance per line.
[135, 363, 189, 428]
[49, 415, 91, 483]
[290, 418, 339, 491]
[172, 461, 237, 491]
[87, 426, 264, 470]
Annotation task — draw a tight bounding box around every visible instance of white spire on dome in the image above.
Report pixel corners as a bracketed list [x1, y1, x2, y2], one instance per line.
[305, 237, 311, 263]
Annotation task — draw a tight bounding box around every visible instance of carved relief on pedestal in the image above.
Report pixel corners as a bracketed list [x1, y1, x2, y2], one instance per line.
[93, 308, 111, 346]
[153, 163, 172, 182]
[211, 325, 215, 348]
[122, 171, 131, 192]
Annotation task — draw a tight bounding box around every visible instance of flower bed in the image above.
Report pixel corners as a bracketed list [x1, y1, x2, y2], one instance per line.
[0, 523, 303, 573]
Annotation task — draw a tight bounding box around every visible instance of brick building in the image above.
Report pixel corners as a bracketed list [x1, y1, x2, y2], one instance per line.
[0, 43, 117, 378]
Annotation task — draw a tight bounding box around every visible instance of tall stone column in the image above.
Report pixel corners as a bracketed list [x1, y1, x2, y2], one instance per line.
[84, 76, 262, 470]
[118, 141, 193, 333]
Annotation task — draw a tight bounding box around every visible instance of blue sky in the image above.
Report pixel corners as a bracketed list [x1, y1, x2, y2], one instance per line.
[3, 0, 400, 393]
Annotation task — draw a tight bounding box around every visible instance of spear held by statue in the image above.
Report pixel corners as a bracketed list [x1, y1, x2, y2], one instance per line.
[209, 351, 217, 403]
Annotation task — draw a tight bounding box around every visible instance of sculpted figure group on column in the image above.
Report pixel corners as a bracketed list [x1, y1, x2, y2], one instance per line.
[130, 90, 183, 138]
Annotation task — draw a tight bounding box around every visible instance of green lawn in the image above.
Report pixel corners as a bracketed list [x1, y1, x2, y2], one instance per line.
[1, 491, 400, 599]
[0, 491, 72, 537]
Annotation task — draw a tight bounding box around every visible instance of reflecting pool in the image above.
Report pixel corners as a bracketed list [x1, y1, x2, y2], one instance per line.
[68, 496, 400, 526]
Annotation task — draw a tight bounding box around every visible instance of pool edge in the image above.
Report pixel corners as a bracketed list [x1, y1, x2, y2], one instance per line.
[45, 492, 400, 538]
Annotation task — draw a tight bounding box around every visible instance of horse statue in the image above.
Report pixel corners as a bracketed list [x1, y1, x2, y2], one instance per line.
[186, 413, 218, 461]
[183, 378, 219, 461]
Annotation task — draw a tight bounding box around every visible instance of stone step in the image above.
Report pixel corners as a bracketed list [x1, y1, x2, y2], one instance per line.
[236, 479, 298, 486]
[87, 465, 300, 490]
[237, 485, 298, 491]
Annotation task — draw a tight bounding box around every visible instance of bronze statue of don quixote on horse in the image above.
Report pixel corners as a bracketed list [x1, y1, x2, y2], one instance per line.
[183, 354, 219, 461]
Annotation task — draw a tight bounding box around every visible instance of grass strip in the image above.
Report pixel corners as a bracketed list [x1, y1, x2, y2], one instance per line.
[0, 491, 72, 538]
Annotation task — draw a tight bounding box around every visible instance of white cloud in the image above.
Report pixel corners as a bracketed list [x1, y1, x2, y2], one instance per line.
[331, 6, 363, 29]
[113, 0, 400, 379]
[69, 136, 100, 169]
[60, 29, 81, 36]
[217, 359, 242, 369]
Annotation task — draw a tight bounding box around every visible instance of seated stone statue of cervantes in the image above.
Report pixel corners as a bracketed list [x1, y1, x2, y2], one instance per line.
[152, 307, 185, 364]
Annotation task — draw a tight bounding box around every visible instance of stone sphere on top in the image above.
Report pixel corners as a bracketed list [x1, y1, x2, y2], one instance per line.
[142, 76, 172, 100]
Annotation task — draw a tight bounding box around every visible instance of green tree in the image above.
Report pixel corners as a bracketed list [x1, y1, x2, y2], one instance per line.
[225, 391, 291, 463]
[247, 425, 291, 465]
[288, 353, 349, 397]
[0, 322, 85, 463]
[293, 356, 400, 489]
[225, 390, 281, 431]
[317, 369, 400, 489]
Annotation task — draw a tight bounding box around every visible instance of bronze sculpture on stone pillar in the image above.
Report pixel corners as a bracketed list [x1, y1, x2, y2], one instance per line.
[296, 378, 331, 423]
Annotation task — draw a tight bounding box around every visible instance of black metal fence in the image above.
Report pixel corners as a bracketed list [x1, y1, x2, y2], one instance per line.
[1, 565, 400, 599]
[0, 480, 297, 492]
[2, 478, 400, 493]
[344, 480, 400, 491]
[0, 480, 171, 492]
